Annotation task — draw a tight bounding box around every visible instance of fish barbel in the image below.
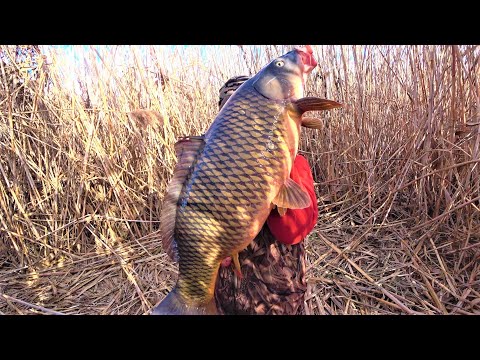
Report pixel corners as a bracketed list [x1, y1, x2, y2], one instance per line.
[152, 45, 342, 315]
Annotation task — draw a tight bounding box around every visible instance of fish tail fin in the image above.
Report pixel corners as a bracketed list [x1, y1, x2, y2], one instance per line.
[151, 288, 217, 315]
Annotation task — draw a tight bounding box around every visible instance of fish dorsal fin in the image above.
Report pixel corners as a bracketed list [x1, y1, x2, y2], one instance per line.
[272, 177, 311, 211]
[294, 97, 343, 114]
[160, 136, 205, 261]
[301, 116, 324, 130]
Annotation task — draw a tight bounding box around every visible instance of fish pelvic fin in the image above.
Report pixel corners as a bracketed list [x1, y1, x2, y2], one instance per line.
[151, 288, 217, 315]
[301, 116, 324, 130]
[272, 178, 311, 211]
[232, 252, 243, 280]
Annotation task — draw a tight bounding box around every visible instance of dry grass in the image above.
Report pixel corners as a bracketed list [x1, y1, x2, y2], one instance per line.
[0, 45, 479, 315]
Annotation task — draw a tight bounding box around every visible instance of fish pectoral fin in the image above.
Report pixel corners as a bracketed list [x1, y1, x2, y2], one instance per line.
[301, 116, 324, 130]
[294, 97, 343, 114]
[277, 206, 288, 217]
[232, 252, 243, 279]
[272, 178, 311, 210]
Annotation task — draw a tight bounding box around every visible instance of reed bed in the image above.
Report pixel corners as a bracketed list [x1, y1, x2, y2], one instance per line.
[0, 45, 478, 314]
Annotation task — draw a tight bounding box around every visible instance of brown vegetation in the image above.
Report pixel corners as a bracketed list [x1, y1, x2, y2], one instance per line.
[0, 45, 478, 314]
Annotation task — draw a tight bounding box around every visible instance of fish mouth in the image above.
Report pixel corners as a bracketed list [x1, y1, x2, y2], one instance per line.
[295, 45, 318, 74]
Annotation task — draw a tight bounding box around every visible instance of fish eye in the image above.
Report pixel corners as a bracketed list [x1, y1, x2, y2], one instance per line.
[275, 60, 284, 67]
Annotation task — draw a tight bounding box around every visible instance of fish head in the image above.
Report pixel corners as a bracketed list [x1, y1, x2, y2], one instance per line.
[252, 45, 318, 101]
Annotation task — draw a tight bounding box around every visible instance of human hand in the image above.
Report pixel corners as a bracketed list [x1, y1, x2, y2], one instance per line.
[221, 257, 232, 267]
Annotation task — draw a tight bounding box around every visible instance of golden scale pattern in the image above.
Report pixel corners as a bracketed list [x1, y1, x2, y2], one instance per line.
[174, 86, 292, 304]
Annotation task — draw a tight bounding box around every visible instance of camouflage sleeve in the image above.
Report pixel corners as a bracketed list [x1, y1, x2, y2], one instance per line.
[214, 224, 307, 315]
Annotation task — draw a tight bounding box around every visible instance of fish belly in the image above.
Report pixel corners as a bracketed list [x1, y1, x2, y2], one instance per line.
[173, 91, 297, 304]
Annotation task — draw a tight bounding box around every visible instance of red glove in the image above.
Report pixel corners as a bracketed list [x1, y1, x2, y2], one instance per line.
[266, 155, 318, 245]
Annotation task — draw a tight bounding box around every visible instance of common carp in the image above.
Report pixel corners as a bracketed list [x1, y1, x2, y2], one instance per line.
[153, 45, 342, 315]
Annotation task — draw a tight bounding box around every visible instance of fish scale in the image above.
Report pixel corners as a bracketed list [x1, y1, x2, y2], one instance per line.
[152, 46, 342, 314]
[174, 86, 289, 304]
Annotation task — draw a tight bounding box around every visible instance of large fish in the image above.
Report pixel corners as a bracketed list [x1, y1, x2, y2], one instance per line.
[153, 45, 342, 315]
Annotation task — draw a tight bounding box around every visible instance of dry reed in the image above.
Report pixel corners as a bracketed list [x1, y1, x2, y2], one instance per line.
[0, 45, 478, 314]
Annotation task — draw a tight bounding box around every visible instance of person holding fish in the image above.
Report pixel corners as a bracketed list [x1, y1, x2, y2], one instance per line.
[215, 147, 318, 314]
[153, 45, 342, 315]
